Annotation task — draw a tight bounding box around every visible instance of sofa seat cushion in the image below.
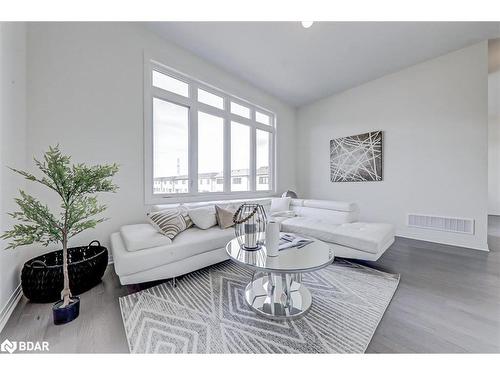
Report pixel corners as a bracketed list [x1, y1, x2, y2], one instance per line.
[281, 217, 394, 254]
[113, 226, 235, 276]
[120, 224, 172, 252]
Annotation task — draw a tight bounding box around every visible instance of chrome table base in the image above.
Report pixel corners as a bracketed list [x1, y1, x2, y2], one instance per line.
[244, 272, 312, 320]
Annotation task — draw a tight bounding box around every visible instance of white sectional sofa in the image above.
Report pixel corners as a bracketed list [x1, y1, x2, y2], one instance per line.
[110, 198, 395, 285]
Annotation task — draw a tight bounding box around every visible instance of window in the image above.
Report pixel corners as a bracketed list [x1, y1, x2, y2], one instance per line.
[152, 70, 189, 97]
[231, 122, 250, 192]
[145, 58, 275, 203]
[198, 112, 224, 193]
[256, 111, 271, 126]
[198, 89, 224, 109]
[256, 129, 270, 191]
[230, 101, 250, 118]
[152, 98, 189, 195]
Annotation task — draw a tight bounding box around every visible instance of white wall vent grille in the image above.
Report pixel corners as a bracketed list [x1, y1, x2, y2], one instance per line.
[407, 214, 474, 235]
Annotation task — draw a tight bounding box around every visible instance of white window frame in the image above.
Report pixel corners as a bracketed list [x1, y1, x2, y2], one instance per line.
[144, 53, 276, 204]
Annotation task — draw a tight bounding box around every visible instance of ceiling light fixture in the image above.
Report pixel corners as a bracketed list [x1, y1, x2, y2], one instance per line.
[301, 21, 314, 29]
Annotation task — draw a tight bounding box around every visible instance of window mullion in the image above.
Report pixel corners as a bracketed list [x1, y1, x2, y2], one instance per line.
[273, 116, 277, 192]
[255, 122, 275, 133]
[152, 87, 191, 107]
[189, 86, 198, 194]
[269, 132, 275, 192]
[144, 61, 154, 203]
[223, 96, 231, 193]
[250, 109, 257, 192]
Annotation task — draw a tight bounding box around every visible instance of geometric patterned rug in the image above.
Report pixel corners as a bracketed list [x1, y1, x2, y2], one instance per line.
[119, 259, 399, 353]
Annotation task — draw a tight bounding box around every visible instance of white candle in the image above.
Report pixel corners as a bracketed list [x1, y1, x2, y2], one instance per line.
[265, 221, 280, 257]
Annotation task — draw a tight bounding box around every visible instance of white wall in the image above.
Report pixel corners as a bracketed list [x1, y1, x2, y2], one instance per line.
[488, 39, 500, 215]
[296, 42, 489, 251]
[26, 23, 297, 249]
[0, 22, 37, 324]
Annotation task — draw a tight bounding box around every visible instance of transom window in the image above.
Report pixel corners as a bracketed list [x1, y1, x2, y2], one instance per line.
[144, 58, 275, 203]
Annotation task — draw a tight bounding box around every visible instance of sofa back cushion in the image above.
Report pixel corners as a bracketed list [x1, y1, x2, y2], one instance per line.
[151, 197, 272, 213]
[149, 198, 359, 225]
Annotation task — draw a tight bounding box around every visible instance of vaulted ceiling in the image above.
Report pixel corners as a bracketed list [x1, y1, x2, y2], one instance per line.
[146, 22, 500, 106]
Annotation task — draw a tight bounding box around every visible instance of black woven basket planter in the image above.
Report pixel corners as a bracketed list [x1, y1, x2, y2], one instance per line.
[21, 240, 108, 303]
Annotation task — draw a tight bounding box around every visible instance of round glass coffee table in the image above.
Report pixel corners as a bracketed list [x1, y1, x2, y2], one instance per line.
[225, 234, 334, 320]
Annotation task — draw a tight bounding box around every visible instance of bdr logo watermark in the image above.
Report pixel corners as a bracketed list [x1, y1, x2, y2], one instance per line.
[1, 339, 49, 353]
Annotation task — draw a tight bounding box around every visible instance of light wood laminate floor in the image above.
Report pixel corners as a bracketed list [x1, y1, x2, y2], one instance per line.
[2, 223, 500, 353]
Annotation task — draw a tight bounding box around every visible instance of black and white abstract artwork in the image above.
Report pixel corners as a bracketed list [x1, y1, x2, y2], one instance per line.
[330, 131, 383, 182]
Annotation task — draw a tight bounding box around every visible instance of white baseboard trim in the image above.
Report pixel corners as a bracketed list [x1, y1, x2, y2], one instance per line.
[0, 284, 22, 334]
[396, 234, 490, 252]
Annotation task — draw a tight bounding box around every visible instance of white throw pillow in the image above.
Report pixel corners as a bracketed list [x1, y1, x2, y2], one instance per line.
[147, 206, 193, 239]
[270, 197, 291, 213]
[188, 206, 217, 229]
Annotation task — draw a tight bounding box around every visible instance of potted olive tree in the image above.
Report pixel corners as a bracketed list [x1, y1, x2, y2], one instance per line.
[1, 145, 118, 325]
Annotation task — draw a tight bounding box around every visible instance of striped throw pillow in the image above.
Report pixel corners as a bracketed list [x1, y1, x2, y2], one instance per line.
[147, 206, 193, 240]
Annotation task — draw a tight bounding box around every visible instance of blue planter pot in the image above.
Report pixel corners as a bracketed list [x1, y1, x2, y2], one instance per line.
[52, 296, 80, 325]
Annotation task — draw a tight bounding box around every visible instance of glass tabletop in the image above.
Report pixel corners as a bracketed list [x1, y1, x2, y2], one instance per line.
[225, 233, 334, 274]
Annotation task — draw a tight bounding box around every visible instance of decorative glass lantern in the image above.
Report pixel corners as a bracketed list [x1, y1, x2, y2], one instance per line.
[233, 204, 267, 251]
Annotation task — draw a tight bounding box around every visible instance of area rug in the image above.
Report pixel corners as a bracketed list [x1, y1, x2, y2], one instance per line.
[119, 259, 399, 353]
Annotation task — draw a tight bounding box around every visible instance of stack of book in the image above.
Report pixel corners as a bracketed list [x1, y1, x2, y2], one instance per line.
[278, 233, 314, 251]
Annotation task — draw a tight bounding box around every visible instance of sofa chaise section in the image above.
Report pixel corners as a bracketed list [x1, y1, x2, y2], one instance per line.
[280, 218, 394, 261]
[280, 199, 394, 261]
